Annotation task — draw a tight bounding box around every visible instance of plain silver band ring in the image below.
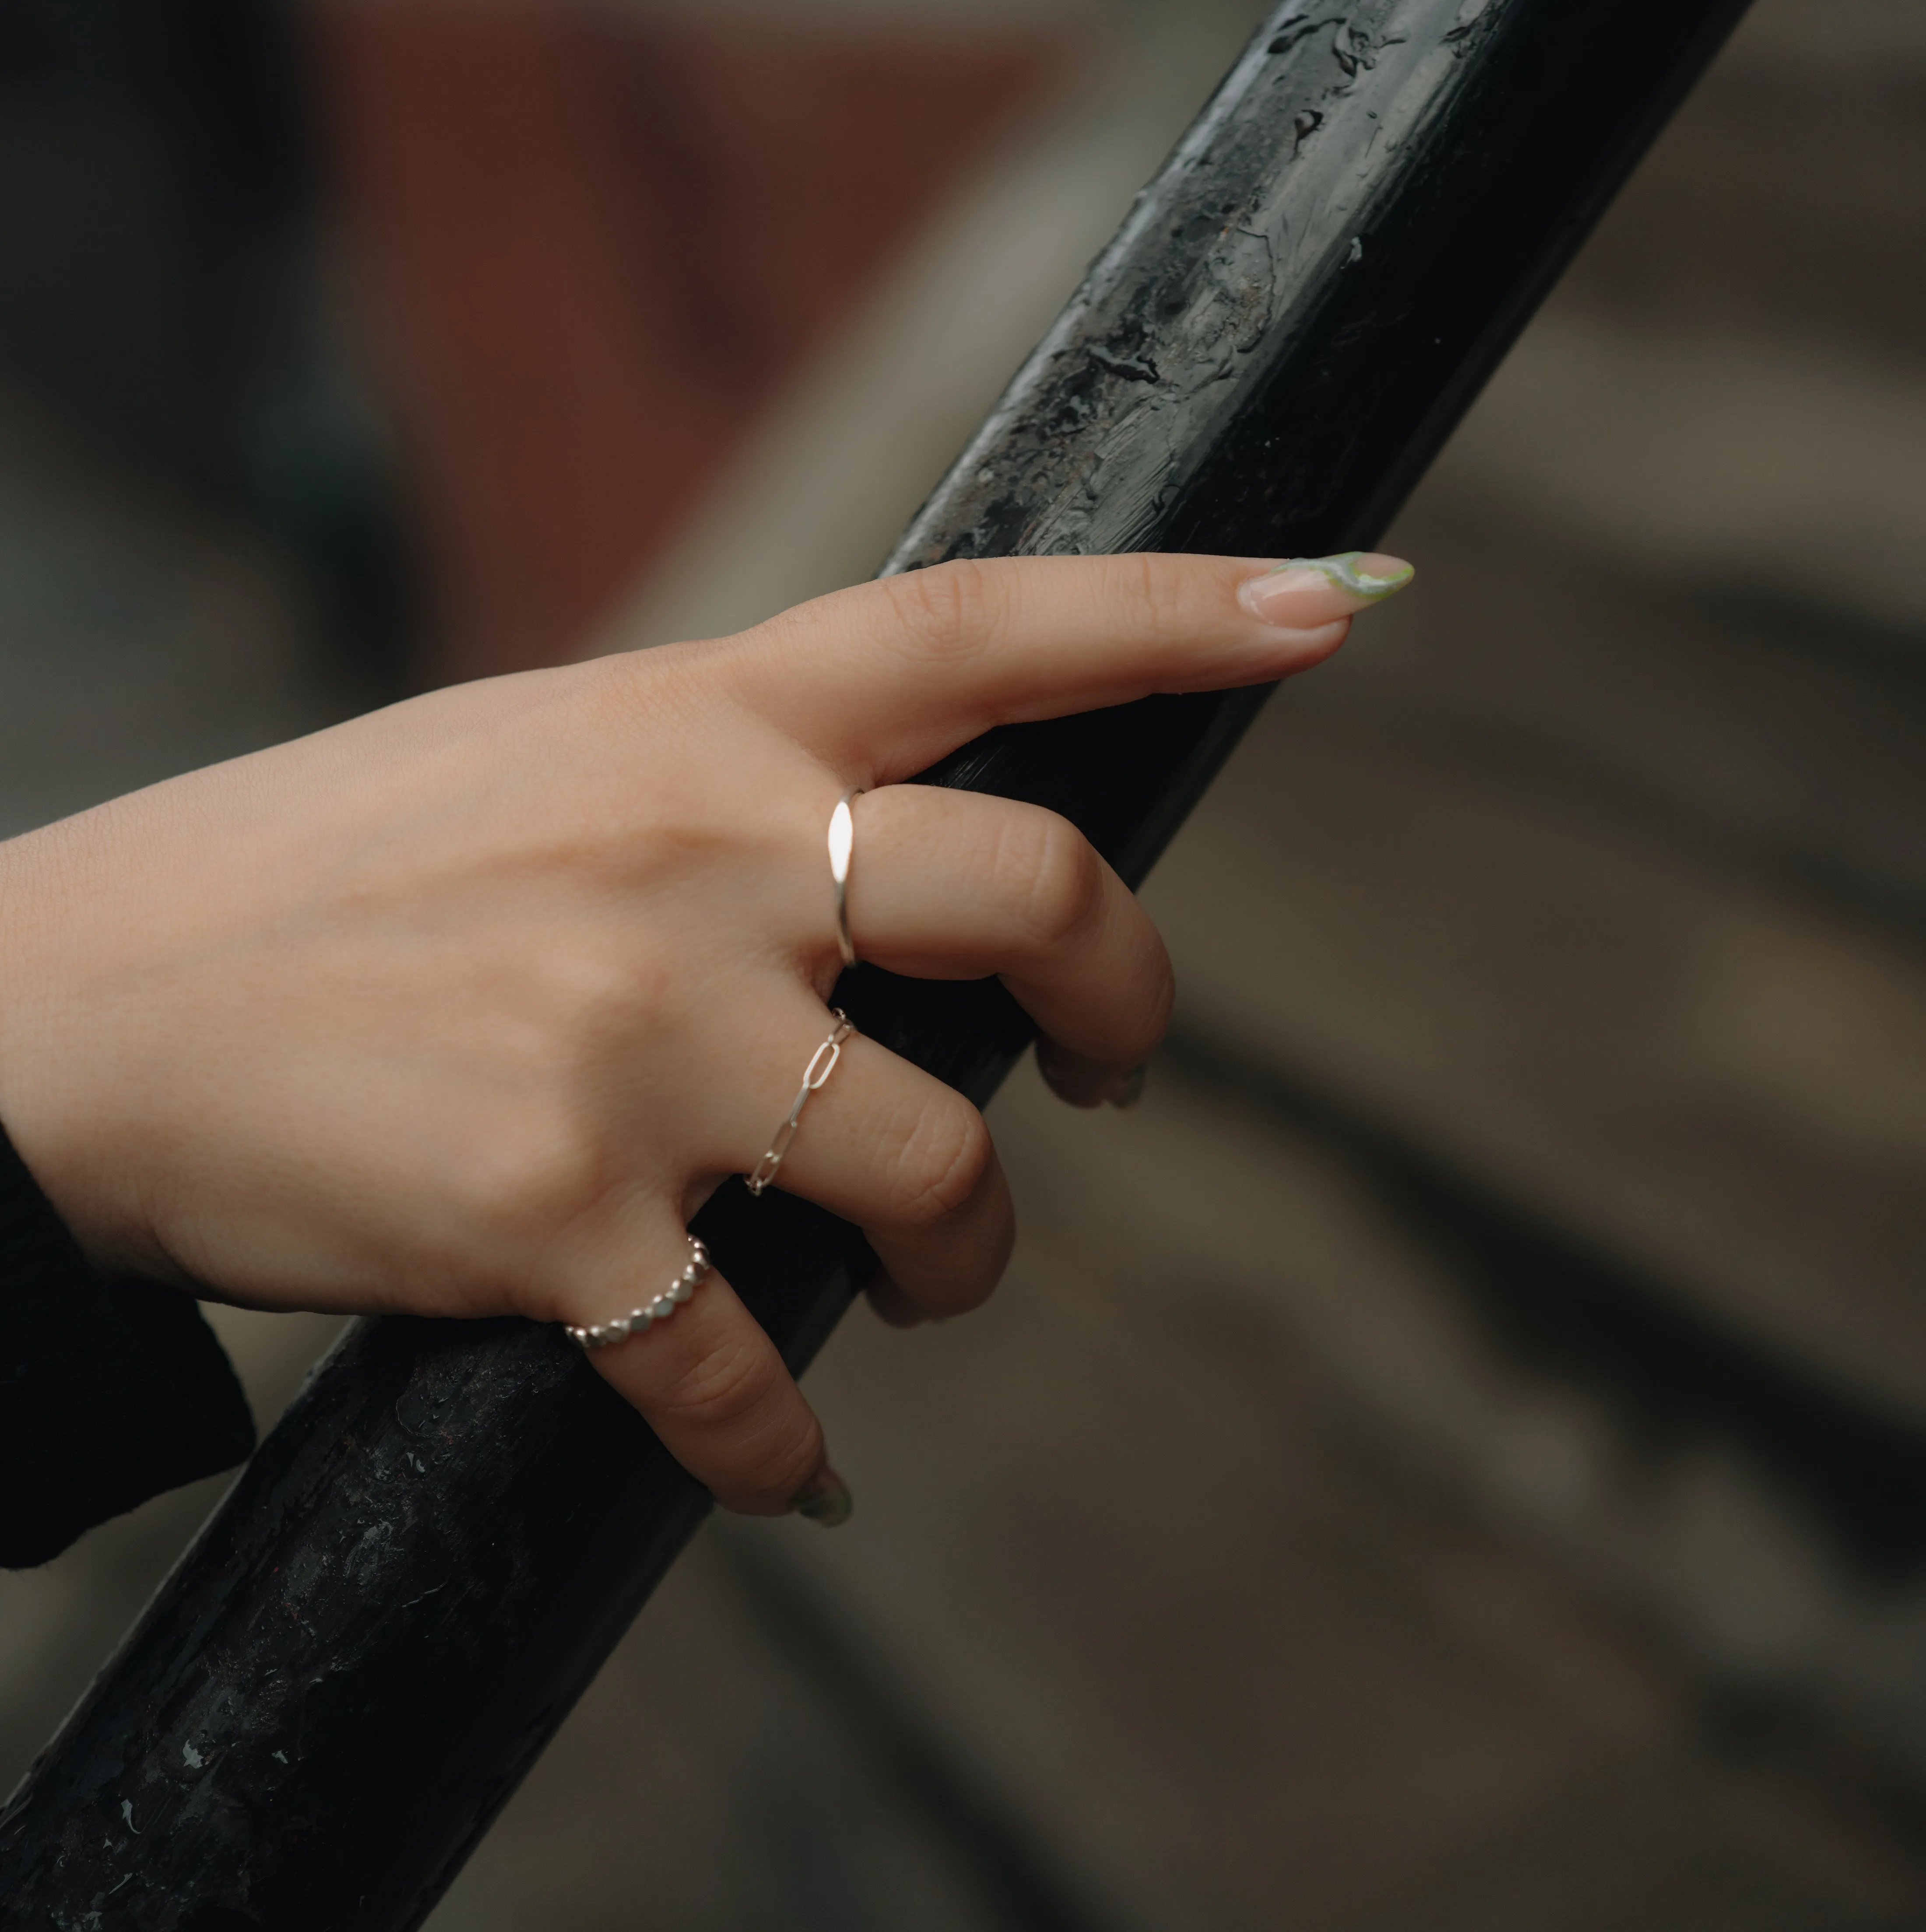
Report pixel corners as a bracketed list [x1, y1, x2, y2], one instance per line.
[830, 786, 864, 968]
[565, 1236, 711, 1351]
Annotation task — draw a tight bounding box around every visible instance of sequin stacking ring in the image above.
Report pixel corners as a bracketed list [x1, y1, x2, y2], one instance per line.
[565, 1236, 712, 1351]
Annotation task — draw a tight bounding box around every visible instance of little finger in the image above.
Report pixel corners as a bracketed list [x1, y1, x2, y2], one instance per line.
[562, 1235, 847, 1521]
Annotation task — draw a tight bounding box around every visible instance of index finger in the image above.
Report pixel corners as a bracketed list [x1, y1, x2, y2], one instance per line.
[724, 551, 1412, 776]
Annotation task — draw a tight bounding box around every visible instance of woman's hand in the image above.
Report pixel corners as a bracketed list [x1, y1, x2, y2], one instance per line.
[0, 550, 1409, 1520]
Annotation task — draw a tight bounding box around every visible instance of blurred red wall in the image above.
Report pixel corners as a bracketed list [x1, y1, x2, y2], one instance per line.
[312, 3, 1064, 683]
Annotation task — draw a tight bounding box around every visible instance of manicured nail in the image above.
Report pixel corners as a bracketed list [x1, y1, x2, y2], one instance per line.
[791, 1467, 854, 1528]
[1109, 1062, 1149, 1110]
[1239, 550, 1414, 625]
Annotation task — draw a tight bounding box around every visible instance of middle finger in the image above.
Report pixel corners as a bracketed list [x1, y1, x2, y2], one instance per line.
[840, 785, 1171, 1088]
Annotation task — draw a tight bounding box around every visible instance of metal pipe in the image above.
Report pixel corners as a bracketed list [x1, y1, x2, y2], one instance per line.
[0, 0, 1753, 1921]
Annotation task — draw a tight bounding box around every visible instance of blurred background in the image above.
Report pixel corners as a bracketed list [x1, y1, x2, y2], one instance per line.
[2, 0, 1924, 1926]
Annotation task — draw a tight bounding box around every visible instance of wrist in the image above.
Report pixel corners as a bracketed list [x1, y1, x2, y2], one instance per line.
[0, 819, 127, 1270]
[0, 825, 54, 1136]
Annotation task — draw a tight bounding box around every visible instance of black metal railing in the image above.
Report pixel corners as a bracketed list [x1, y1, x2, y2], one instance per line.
[0, 1, 1754, 1922]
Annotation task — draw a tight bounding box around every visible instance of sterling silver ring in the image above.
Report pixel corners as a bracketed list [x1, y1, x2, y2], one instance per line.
[747, 1011, 854, 1197]
[564, 1236, 711, 1351]
[829, 787, 864, 968]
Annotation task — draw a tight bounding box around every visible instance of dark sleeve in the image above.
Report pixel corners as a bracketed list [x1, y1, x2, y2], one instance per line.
[0, 1123, 254, 1567]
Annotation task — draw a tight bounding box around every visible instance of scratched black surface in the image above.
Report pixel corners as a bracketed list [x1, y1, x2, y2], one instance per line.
[0, 0, 1755, 1924]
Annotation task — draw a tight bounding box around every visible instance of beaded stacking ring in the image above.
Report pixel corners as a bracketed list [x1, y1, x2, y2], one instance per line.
[747, 1010, 854, 1197]
[829, 787, 864, 968]
[564, 1235, 711, 1352]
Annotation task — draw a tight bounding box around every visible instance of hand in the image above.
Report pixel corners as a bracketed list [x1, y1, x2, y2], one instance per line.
[0, 551, 1409, 1519]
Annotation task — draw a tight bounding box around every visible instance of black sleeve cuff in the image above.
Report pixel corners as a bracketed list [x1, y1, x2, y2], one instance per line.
[0, 1123, 254, 1567]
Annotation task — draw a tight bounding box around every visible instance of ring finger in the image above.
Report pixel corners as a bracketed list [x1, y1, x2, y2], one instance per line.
[732, 997, 1015, 1322]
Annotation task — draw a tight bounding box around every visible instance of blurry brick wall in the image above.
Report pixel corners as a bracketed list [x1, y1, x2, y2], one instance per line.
[311, 3, 1064, 683]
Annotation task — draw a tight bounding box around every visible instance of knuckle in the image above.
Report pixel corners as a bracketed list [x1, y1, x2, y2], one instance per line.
[466, 1109, 605, 1246]
[876, 560, 998, 665]
[1102, 550, 1191, 639]
[1143, 946, 1177, 1046]
[661, 1341, 823, 1506]
[889, 1095, 992, 1228]
[577, 640, 731, 750]
[455, 954, 678, 1249]
[1119, 947, 1178, 1067]
[562, 947, 673, 1063]
[742, 1416, 826, 1510]
[581, 641, 658, 716]
[1000, 811, 1104, 952]
[657, 1332, 780, 1436]
[735, 591, 838, 668]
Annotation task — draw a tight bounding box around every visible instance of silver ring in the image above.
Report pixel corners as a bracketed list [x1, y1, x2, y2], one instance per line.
[564, 1236, 711, 1351]
[747, 1011, 854, 1197]
[829, 787, 864, 968]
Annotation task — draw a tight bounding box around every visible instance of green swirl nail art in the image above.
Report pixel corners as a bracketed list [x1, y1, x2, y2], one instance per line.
[1269, 552, 1414, 598]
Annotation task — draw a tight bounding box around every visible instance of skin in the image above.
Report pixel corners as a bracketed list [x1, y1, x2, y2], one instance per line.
[0, 549, 1409, 1520]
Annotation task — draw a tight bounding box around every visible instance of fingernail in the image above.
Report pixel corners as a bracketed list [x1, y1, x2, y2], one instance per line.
[791, 1467, 854, 1528]
[1239, 551, 1414, 626]
[1109, 1062, 1149, 1110]
[1036, 1038, 1109, 1109]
